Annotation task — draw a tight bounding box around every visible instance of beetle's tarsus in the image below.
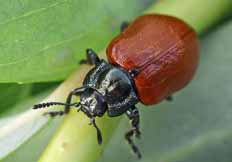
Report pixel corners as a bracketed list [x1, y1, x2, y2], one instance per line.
[125, 106, 142, 159]
[44, 111, 66, 117]
[125, 129, 142, 159]
[90, 118, 103, 145]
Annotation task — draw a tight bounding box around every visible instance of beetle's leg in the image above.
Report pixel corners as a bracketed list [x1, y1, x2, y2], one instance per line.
[33, 87, 87, 117]
[41, 102, 77, 117]
[42, 102, 80, 117]
[125, 105, 142, 159]
[129, 69, 140, 78]
[120, 21, 130, 32]
[89, 117, 103, 145]
[46, 87, 86, 117]
[62, 86, 87, 114]
[166, 95, 173, 101]
[79, 48, 100, 66]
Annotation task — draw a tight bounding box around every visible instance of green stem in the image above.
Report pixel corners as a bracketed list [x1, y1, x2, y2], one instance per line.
[38, 0, 232, 162]
[38, 65, 121, 162]
[146, 0, 232, 34]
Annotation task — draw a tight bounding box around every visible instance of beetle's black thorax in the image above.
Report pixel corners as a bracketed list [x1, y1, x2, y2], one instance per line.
[83, 60, 138, 117]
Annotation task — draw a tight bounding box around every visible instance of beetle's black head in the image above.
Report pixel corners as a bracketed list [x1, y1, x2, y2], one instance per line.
[79, 87, 107, 118]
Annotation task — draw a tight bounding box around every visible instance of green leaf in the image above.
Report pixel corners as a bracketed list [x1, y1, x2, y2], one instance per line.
[0, 82, 58, 116]
[97, 20, 232, 162]
[1, 119, 62, 162]
[0, 82, 58, 161]
[0, 0, 151, 83]
[0, 84, 31, 115]
[0, 89, 56, 161]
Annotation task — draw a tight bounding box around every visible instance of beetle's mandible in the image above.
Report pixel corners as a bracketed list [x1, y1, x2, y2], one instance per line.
[33, 14, 199, 158]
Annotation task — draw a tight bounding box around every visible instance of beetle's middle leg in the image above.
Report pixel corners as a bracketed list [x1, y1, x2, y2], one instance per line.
[125, 105, 142, 159]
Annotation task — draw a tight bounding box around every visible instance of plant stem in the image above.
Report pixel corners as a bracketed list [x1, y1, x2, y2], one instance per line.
[146, 0, 232, 34]
[38, 65, 120, 162]
[38, 0, 232, 162]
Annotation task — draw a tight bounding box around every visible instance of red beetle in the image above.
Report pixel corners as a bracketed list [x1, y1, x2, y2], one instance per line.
[33, 14, 199, 158]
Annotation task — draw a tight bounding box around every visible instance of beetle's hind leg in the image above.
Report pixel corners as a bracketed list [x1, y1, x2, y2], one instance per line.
[120, 21, 129, 32]
[125, 105, 142, 159]
[79, 48, 101, 66]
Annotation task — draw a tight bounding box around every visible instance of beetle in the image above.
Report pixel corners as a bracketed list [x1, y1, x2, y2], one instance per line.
[33, 14, 199, 158]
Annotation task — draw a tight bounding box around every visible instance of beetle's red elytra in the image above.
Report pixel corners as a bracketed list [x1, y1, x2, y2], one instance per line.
[107, 14, 199, 105]
[33, 14, 199, 159]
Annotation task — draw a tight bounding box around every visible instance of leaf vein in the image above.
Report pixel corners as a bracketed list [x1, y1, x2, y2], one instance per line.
[0, 0, 67, 26]
[0, 32, 85, 67]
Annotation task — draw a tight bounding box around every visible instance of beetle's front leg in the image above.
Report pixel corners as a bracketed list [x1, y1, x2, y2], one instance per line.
[89, 117, 103, 145]
[79, 48, 101, 66]
[33, 86, 87, 117]
[125, 105, 142, 159]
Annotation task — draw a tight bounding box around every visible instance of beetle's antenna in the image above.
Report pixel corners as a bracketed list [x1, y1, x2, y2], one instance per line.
[33, 102, 80, 109]
[33, 86, 87, 110]
[90, 118, 103, 145]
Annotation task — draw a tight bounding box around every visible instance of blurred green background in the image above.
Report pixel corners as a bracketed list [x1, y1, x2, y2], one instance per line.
[0, 0, 232, 162]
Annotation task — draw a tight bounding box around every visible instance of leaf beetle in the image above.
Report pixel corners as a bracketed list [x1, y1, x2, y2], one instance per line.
[33, 14, 199, 158]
